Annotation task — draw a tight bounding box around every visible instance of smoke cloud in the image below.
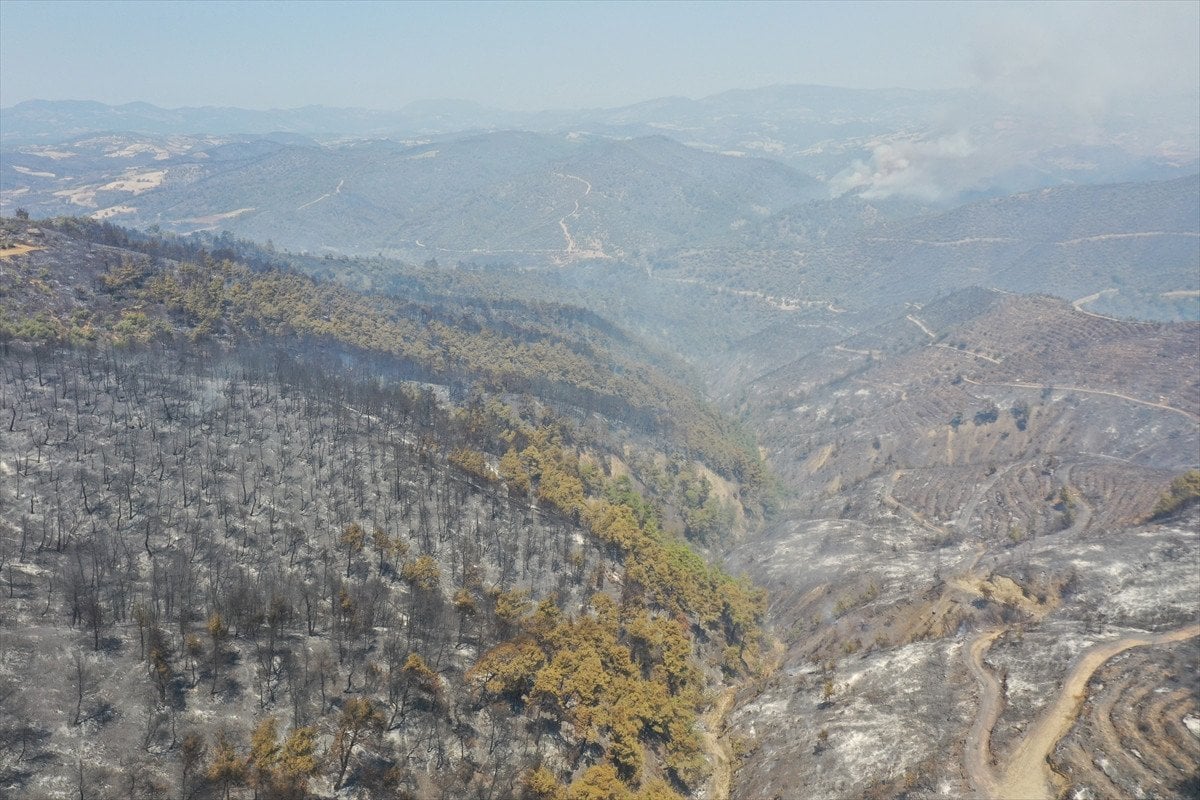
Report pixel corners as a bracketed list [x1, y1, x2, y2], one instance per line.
[831, 133, 977, 201]
[831, 2, 1200, 201]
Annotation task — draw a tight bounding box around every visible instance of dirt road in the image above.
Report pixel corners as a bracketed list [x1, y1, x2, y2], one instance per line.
[960, 377, 1199, 423]
[965, 627, 1006, 799]
[701, 686, 737, 800]
[881, 469, 951, 535]
[906, 314, 936, 338]
[296, 178, 344, 211]
[555, 173, 602, 260]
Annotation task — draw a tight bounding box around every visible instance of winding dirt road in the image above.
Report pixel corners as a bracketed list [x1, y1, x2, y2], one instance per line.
[652, 274, 844, 313]
[881, 470, 952, 535]
[965, 628, 1006, 799]
[934, 341, 1004, 364]
[960, 377, 1199, 424]
[701, 686, 737, 800]
[554, 172, 604, 260]
[701, 639, 786, 800]
[966, 623, 1200, 800]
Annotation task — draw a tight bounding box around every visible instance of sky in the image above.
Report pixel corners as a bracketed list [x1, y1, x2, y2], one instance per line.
[1, 0, 1197, 111]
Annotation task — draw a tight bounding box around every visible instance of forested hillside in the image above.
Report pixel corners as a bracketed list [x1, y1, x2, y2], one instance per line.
[0, 219, 766, 799]
[0, 132, 823, 263]
[0, 218, 766, 494]
[654, 175, 1200, 315]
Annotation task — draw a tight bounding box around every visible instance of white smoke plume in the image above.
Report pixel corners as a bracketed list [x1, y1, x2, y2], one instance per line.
[831, 1, 1200, 201]
[831, 132, 977, 201]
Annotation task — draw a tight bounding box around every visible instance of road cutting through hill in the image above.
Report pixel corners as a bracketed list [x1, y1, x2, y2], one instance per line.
[554, 172, 608, 261]
[1057, 231, 1200, 245]
[906, 314, 937, 338]
[965, 627, 1006, 800]
[296, 178, 344, 211]
[701, 686, 737, 800]
[960, 377, 1199, 423]
[702, 638, 786, 800]
[652, 274, 842, 313]
[881, 469, 952, 535]
[968, 623, 1200, 800]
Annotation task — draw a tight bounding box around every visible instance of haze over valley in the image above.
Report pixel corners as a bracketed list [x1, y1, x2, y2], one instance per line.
[0, 3, 1197, 799]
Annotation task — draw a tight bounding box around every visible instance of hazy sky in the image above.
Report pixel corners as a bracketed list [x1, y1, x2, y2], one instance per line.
[1, 0, 1197, 110]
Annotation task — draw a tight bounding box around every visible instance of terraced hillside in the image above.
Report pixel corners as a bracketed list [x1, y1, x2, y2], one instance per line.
[726, 498, 1198, 799]
[719, 285, 1199, 798]
[744, 288, 1198, 536]
[1051, 640, 1199, 799]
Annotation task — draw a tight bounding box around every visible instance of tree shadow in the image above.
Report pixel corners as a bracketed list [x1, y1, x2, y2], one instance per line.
[0, 725, 53, 788]
[1170, 774, 1200, 797]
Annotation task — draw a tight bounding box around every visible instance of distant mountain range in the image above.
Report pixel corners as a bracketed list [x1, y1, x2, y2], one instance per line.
[5, 85, 1196, 194]
[0, 87, 967, 143]
[3, 123, 1197, 310]
[0, 129, 824, 261]
[1, 98, 478, 140]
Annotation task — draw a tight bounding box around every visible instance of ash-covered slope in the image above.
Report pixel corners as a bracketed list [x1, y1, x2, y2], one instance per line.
[0, 219, 770, 800]
[747, 287, 1199, 534]
[716, 286, 1199, 799]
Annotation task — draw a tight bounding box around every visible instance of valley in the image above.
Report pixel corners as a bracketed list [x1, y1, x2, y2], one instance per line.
[0, 66, 1197, 800]
[2, 160, 1195, 798]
